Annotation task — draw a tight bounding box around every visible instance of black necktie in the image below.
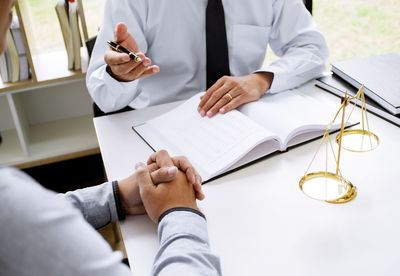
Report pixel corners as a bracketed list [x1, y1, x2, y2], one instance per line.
[206, 0, 231, 89]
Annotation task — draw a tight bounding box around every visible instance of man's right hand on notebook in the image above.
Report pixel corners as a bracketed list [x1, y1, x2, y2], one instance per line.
[104, 22, 160, 82]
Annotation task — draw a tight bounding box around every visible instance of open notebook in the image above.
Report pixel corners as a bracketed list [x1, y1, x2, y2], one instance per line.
[133, 89, 350, 181]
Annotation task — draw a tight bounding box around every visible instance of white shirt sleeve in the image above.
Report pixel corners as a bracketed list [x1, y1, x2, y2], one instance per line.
[86, 0, 146, 113]
[257, 0, 329, 93]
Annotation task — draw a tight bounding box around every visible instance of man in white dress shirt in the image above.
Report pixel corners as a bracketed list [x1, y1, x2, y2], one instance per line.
[87, 0, 328, 117]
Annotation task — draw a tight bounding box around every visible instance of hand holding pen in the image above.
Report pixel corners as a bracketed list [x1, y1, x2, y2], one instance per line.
[107, 40, 142, 63]
[104, 23, 160, 82]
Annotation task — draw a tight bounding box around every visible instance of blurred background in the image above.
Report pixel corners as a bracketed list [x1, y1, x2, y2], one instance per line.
[26, 0, 400, 63]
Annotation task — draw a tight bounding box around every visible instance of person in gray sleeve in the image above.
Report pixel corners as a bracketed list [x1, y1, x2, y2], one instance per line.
[0, 1, 221, 275]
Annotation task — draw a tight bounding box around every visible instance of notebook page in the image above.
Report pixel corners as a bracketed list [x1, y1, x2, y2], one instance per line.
[239, 89, 339, 149]
[134, 93, 277, 180]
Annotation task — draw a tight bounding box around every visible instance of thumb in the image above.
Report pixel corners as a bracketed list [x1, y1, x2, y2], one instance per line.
[135, 162, 154, 191]
[114, 22, 128, 43]
[114, 22, 139, 52]
[150, 166, 178, 184]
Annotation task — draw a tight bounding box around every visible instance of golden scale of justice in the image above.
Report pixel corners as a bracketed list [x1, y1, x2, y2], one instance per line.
[299, 85, 380, 204]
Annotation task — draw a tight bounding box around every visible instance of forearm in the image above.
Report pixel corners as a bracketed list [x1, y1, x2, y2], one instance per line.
[61, 182, 120, 229]
[261, 33, 328, 93]
[86, 18, 140, 113]
[153, 210, 221, 276]
[86, 62, 140, 112]
[259, 0, 328, 93]
[86, 0, 146, 112]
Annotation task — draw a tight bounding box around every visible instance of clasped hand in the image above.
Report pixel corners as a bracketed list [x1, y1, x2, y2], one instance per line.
[118, 150, 203, 222]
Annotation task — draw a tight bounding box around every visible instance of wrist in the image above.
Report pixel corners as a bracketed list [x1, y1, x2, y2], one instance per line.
[158, 207, 205, 223]
[112, 181, 126, 221]
[253, 72, 273, 95]
[106, 65, 120, 81]
[117, 174, 145, 216]
[106, 65, 132, 82]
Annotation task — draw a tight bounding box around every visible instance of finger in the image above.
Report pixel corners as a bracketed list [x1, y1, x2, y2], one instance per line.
[148, 151, 159, 165]
[139, 65, 160, 77]
[172, 156, 196, 184]
[111, 53, 156, 79]
[136, 53, 149, 66]
[146, 150, 157, 165]
[205, 89, 235, 118]
[135, 162, 154, 190]
[115, 23, 139, 52]
[201, 82, 234, 116]
[126, 57, 154, 78]
[106, 52, 147, 77]
[147, 163, 159, 173]
[196, 174, 202, 187]
[193, 176, 205, 200]
[148, 150, 174, 167]
[195, 189, 205, 200]
[219, 95, 247, 114]
[198, 78, 224, 109]
[150, 166, 178, 184]
[110, 59, 143, 76]
[115, 23, 129, 43]
[207, 85, 243, 116]
[104, 50, 131, 66]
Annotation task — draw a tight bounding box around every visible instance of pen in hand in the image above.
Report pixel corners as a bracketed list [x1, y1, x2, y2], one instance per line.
[107, 40, 142, 63]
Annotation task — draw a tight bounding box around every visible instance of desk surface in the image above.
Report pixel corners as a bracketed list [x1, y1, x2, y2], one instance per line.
[94, 81, 400, 276]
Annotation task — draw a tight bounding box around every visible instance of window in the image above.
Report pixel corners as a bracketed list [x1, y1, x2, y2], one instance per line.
[314, 0, 400, 62]
[26, 0, 104, 53]
[265, 0, 399, 66]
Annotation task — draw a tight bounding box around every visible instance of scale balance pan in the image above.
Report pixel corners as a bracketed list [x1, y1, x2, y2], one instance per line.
[299, 171, 357, 204]
[336, 129, 379, 152]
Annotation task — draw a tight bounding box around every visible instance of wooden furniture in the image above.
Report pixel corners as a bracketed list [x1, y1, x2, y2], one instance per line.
[94, 81, 400, 276]
[0, 0, 99, 169]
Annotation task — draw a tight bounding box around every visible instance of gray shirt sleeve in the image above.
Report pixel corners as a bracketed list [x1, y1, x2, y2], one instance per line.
[153, 211, 222, 276]
[61, 182, 119, 229]
[0, 167, 131, 276]
[0, 167, 221, 276]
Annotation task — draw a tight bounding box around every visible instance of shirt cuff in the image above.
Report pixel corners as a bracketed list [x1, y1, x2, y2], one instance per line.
[255, 64, 289, 94]
[158, 207, 205, 223]
[88, 65, 140, 113]
[112, 181, 126, 221]
[158, 210, 209, 246]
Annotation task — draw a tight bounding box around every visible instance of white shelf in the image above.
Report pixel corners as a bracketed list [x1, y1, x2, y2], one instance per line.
[2, 114, 99, 168]
[29, 115, 98, 159]
[0, 0, 97, 169]
[0, 129, 26, 165]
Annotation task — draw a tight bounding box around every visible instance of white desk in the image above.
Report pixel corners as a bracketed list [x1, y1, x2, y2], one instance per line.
[94, 81, 400, 276]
